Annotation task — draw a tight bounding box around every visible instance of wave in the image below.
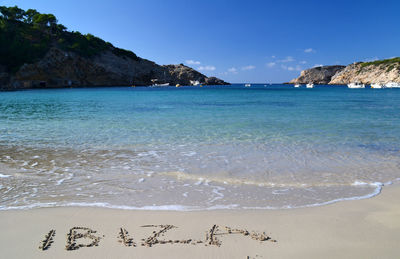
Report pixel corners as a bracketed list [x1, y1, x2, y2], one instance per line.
[1, 180, 397, 212]
[161, 171, 390, 188]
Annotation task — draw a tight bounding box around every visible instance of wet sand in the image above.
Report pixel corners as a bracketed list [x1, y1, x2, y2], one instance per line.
[0, 185, 399, 259]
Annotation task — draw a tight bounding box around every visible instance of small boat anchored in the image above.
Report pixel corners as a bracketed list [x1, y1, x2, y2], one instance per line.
[348, 82, 365, 89]
[245, 83, 251, 87]
[150, 71, 170, 87]
[190, 80, 200, 86]
[385, 82, 400, 88]
[306, 83, 314, 88]
[371, 83, 384, 89]
[294, 84, 300, 88]
[150, 79, 169, 87]
[151, 83, 170, 87]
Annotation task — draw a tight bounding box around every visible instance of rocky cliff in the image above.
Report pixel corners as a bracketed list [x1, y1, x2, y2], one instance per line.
[0, 7, 228, 90]
[162, 64, 227, 86]
[290, 58, 400, 85]
[329, 60, 400, 84]
[289, 65, 345, 84]
[2, 47, 228, 90]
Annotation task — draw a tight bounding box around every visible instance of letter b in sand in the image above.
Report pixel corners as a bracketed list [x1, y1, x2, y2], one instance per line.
[65, 227, 102, 251]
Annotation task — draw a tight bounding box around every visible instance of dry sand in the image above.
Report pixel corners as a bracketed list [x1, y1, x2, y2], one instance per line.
[1, 185, 400, 259]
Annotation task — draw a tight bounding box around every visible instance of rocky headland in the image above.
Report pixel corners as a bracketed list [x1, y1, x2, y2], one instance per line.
[329, 60, 400, 84]
[290, 58, 400, 85]
[289, 65, 345, 84]
[9, 48, 227, 89]
[0, 6, 228, 90]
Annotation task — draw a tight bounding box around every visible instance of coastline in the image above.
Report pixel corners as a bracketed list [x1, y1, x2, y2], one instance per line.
[0, 179, 390, 211]
[1, 3, 399, 259]
[1, 184, 399, 258]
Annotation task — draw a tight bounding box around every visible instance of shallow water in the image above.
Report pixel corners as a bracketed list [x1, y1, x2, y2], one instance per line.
[1, 84, 400, 210]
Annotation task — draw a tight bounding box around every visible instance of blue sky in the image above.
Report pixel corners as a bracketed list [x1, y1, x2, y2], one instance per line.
[2, 0, 400, 83]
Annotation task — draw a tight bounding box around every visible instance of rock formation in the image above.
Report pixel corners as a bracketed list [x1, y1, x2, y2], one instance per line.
[162, 64, 227, 86]
[290, 58, 400, 85]
[329, 61, 400, 84]
[1, 48, 228, 90]
[0, 6, 229, 90]
[289, 65, 345, 84]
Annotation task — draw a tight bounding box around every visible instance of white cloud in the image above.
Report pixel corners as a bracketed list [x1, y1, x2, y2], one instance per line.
[300, 60, 307, 64]
[241, 65, 255, 71]
[278, 56, 295, 63]
[271, 55, 276, 59]
[313, 64, 323, 67]
[304, 48, 315, 53]
[266, 62, 276, 68]
[363, 57, 379, 62]
[198, 65, 216, 71]
[228, 67, 238, 73]
[281, 65, 302, 71]
[185, 60, 201, 65]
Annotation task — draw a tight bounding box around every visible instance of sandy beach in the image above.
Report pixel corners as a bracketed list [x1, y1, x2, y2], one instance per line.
[0, 185, 399, 259]
[2, 1, 400, 259]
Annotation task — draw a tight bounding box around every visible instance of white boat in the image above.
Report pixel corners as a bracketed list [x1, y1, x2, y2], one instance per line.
[385, 82, 400, 88]
[190, 80, 200, 86]
[244, 83, 251, 87]
[306, 83, 314, 88]
[151, 72, 170, 87]
[151, 83, 170, 87]
[371, 83, 383, 89]
[348, 82, 365, 89]
[294, 84, 300, 88]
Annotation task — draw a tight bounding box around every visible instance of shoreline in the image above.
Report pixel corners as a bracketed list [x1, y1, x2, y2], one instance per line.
[1, 184, 399, 258]
[0, 179, 394, 212]
[0, 84, 353, 92]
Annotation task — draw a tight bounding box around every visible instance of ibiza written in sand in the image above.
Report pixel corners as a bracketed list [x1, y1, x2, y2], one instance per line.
[39, 224, 277, 251]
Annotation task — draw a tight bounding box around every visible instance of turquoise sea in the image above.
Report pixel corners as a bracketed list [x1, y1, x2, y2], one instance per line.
[1, 84, 400, 210]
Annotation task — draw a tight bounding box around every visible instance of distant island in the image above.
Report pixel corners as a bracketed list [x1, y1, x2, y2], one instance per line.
[0, 6, 228, 90]
[290, 58, 400, 85]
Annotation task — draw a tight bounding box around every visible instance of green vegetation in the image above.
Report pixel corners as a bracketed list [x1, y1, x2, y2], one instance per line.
[360, 57, 400, 68]
[386, 64, 395, 73]
[0, 5, 139, 73]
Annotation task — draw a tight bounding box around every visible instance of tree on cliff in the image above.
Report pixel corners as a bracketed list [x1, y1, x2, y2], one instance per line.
[0, 5, 139, 73]
[24, 9, 39, 24]
[32, 13, 57, 28]
[0, 6, 57, 30]
[0, 6, 25, 21]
